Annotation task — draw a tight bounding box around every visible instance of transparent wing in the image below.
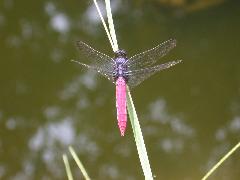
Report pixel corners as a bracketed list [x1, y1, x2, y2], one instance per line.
[71, 60, 115, 82]
[74, 41, 116, 83]
[126, 39, 176, 69]
[126, 60, 182, 88]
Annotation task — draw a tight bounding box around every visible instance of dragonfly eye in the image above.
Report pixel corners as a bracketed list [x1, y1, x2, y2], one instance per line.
[115, 49, 127, 58]
[112, 71, 117, 78]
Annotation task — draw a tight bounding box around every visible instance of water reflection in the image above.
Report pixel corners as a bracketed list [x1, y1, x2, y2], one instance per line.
[81, 0, 120, 35]
[5, 117, 17, 130]
[60, 71, 97, 101]
[229, 117, 240, 133]
[215, 116, 240, 142]
[20, 20, 33, 40]
[50, 13, 70, 34]
[0, 0, 240, 179]
[147, 98, 195, 153]
[29, 119, 75, 150]
[148, 99, 194, 136]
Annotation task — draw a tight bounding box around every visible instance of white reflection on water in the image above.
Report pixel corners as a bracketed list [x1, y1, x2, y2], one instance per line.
[26, 118, 76, 178]
[170, 118, 194, 137]
[81, 71, 97, 90]
[83, 1, 119, 24]
[45, 2, 56, 16]
[229, 116, 240, 133]
[29, 127, 44, 151]
[206, 116, 240, 173]
[50, 13, 70, 33]
[0, 14, 5, 27]
[22, 160, 34, 178]
[80, 1, 120, 35]
[215, 128, 226, 141]
[161, 138, 184, 153]
[43, 106, 60, 119]
[149, 99, 168, 123]
[148, 98, 194, 136]
[0, 165, 5, 179]
[6, 35, 22, 48]
[20, 20, 33, 40]
[6, 117, 17, 130]
[99, 164, 119, 179]
[75, 133, 101, 161]
[60, 71, 97, 100]
[205, 142, 231, 172]
[45, 2, 70, 33]
[76, 95, 90, 109]
[84, 1, 106, 24]
[50, 48, 64, 63]
[29, 118, 75, 151]
[215, 116, 240, 142]
[26, 114, 101, 178]
[47, 119, 75, 146]
[147, 98, 195, 153]
[3, 0, 13, 9]
[16, 81, 28, 95]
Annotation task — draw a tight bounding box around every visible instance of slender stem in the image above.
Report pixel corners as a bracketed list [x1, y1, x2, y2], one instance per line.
[104, 0, 118, 51]
[93, 0, 115, 51]
[69, 147, 91, 180]
[126, 86, 153, 179]
[63, 154, 74, 180]
[202, 142, 240, 180]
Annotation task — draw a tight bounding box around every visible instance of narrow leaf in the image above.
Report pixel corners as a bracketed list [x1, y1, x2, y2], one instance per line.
[126, 86, 153, 179]
[202, 142, 240, 180]
[63, 154, 74, 180]
[69, 146, 91, 180]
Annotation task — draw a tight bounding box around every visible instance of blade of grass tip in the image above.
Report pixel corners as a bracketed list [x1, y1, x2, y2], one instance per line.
[63, 154, 74, 180]
[104, 0, 118, 51]
[69, 146, 91, 180]
[202, 142, 240, 180]
[126, 86, 153, 180]
[92, 0, 115, 52]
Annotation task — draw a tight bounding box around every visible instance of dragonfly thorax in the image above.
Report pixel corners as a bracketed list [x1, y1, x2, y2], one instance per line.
[115, 49, 127, 58]
[113, 55, 128, 82]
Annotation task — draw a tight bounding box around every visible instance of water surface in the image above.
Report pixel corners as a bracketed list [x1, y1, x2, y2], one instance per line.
[0, 0, 240, 179]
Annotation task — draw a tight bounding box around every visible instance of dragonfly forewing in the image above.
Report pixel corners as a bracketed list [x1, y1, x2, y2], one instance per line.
[75, 41, 116, 83]
[71, 60, 115, 82]
[76, 41, 115, 65]
[126, 39, 177, 70]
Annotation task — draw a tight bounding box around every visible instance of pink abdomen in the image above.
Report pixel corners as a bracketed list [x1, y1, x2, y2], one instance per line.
[116, 77, 127, 136]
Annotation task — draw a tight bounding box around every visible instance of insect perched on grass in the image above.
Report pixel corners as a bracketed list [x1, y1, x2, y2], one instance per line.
[72, 39, 182, 136]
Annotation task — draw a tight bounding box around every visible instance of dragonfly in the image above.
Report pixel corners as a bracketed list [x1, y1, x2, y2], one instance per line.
[72, 39, 182, 136]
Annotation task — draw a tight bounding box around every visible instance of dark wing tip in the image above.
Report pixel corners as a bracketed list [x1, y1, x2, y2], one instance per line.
[168, 38, 177, 47]
[76, 40, 84, 48]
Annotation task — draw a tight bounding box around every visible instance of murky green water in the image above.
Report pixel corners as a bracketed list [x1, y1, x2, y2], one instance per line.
[0, 0, 240, 179]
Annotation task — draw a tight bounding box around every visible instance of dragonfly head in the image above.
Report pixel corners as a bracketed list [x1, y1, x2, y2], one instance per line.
[115, 49, 127, 58]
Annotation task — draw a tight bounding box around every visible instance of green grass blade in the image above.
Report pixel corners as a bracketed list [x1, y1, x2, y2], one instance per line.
[69, 146, 91, 180]
[63, 154, 74, 180]
[126, 86, 153, 179]
[202, 141, 240, 180]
